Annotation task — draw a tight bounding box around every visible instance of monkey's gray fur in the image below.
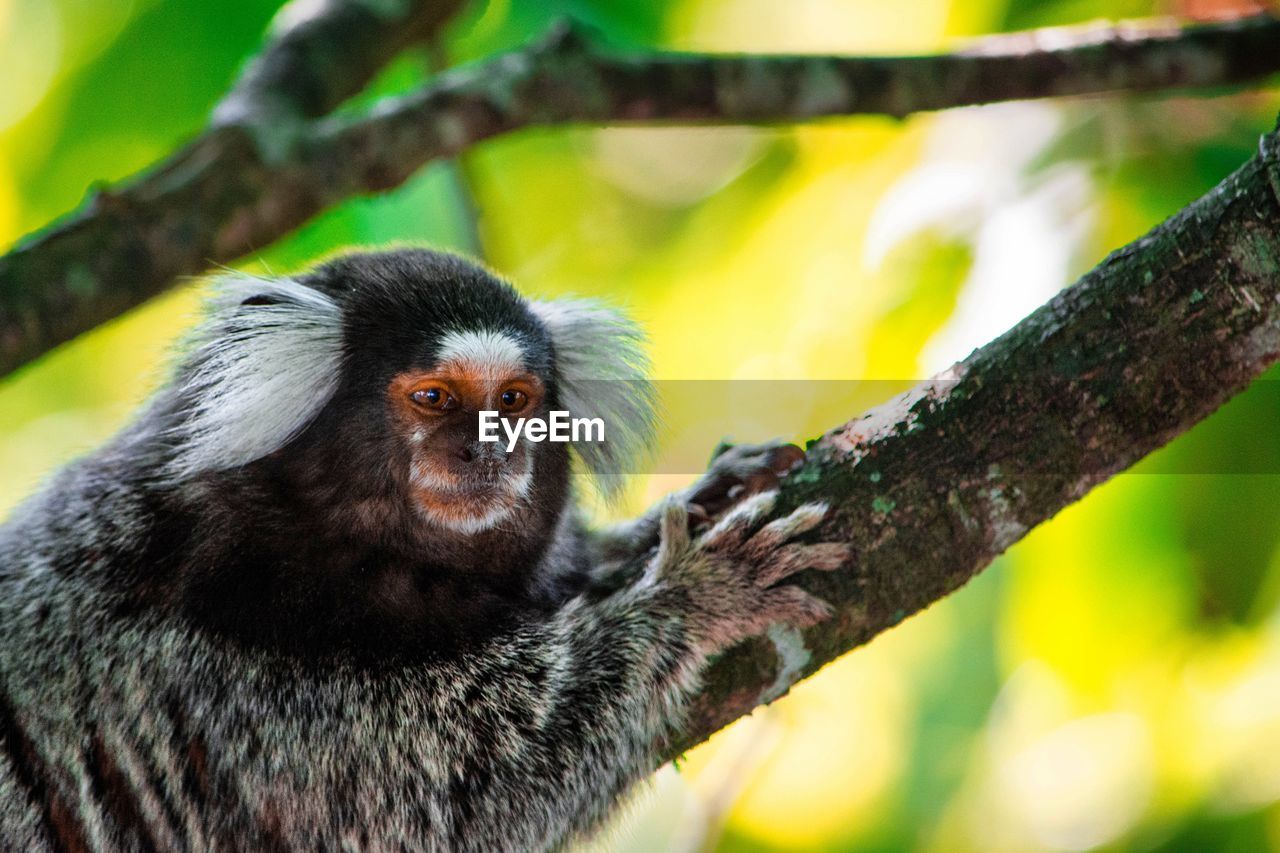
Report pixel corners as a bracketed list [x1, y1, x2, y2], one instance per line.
[0, 249, 845, 851]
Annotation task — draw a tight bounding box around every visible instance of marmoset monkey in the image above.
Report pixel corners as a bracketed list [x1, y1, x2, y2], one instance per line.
[0, 249, 847, 850]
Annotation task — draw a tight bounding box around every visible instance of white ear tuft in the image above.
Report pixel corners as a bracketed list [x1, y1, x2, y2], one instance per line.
[530, 298, 657, 499]
[165, 274, 344, 479]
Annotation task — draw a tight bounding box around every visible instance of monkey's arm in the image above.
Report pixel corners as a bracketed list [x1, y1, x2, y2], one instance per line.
[447, 493, 847, 851]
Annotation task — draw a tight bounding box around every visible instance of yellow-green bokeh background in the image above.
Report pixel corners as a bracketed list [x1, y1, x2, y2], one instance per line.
[4, 0, 1280, 849]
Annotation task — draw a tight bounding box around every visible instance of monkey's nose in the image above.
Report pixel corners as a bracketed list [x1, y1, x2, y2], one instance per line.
[454, 445, 474, 463]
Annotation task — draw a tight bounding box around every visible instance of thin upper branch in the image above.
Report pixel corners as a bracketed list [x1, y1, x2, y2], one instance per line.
[663, 116, 1280, 759]
[214, 0, 467, 125]
[3, 13, 1280, 377]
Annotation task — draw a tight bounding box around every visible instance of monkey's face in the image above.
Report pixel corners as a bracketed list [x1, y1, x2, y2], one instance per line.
[385, 330, 546, 534]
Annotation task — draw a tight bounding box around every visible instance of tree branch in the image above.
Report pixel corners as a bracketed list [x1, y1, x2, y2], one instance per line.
[663, 117, 1280, 759]
[0, 0, 466, 378]
[213, 0, 466, 127]
[3, 13, 1280, 377]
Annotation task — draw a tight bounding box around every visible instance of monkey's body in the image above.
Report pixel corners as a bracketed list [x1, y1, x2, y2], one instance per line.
[0, 456, 668, 850]
[0, 250, 844, 850]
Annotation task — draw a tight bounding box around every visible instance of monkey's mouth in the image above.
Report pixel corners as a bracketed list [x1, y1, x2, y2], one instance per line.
[411, 485, 518, 533]
[432, 481, 508, 504]
[409, 459, 532, 532]
[411, 475, 528, 530]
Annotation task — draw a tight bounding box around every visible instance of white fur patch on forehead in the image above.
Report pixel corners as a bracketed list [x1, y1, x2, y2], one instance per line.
[164, 274, 343, 479]
[435, 329, 526, 376]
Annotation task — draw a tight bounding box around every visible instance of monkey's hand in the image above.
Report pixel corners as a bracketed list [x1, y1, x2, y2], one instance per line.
[685, 440, 806, 530]
[587, 440, 807, 591]
[646, 490, 847, 656]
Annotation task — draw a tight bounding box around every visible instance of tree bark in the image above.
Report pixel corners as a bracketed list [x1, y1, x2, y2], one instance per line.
[2, 12, 1280, 376]
[666, 117, 1280, 758]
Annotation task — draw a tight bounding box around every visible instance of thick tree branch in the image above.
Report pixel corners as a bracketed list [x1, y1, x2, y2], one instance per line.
[3, 13, 1280, 376]
[664, 118, 1280, 759]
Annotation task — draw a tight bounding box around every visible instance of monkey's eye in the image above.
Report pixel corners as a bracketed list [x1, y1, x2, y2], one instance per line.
[411, 388, 456, 411]
[499, 389, 528, 412]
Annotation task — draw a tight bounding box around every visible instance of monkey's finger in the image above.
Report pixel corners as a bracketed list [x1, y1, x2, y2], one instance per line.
[755, 543, 850, 588]
[648, 499, 692, 581]
[698, 490, 778, 550]
[687, 479, 739, 518]
[692, 476, 774, 521]
[739, 469, 780, 498]
[686, 502, 711, 531]
[764, 443, 806, 476]
[747, 502, 829, 554]
[754, 586, 834, 632]
[687, 468, 735, 504]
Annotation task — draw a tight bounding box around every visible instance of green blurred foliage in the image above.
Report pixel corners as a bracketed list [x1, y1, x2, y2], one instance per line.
[3, 0, 1280, 850]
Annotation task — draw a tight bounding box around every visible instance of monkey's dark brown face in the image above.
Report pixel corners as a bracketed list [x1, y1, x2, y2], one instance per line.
[385, 330, 545, 533]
